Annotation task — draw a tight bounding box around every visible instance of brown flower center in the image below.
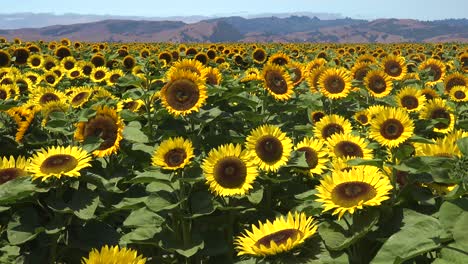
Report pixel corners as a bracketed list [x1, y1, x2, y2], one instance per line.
[255, 135, 283, 163]
[214, 156, 247, 188]
[265, 70, 288, 95]
[164, 79, 200, 111]
[324, 75, 345, 94]
[83, 114, 118, 150]
[332, 182, 377, 207]
[255, 229, 302, 248]
[71, 92, 89, 106]
[321, 123, 344, 139]
[335, 141, 364, 158]
[163, 148, 187, 167]
[296, 147, 319, 169]
[385, 61, 403, 77]
[431, 108, 451, 129]
[368, 75, 387, 94]
[40, 92, 60, 104]
[401, 95, 418, 109]
[454, 90, 466, 99]
[40, 154, 78, 174]
[380, 119, 404, 140]
[0, 168, 27, 184]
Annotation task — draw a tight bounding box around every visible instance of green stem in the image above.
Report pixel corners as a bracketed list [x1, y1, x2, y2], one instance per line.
[226, 207, 235, 263]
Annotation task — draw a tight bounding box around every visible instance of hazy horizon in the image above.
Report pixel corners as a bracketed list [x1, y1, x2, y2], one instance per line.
[3, 0, 467, 21]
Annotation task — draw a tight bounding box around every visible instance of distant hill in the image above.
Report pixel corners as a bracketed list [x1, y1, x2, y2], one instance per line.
[1, 16, 467, 43]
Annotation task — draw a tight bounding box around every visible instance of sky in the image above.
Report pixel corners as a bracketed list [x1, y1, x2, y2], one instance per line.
[2, 0, 467, 20]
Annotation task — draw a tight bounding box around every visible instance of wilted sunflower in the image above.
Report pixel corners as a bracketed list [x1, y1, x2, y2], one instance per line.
[294, 137, 328, 175]
[74, 106, 124, 157]
[235, 212, 317, 257]
[419, 98, 454, 134]
[369, 107, 414, 148]
[0, 156, 29, 184]
[245, 124, 293, 172]
[449, 85, 468, 102]
[261, 63, 294, 101]
[313, 114, 353, 140]
[315, 166, 393, 219]
[418, 58, 446, 85]
[160, 69, 207, 116]
[81, 245, 146, 264]
[395, 86, 426, 112]
[202, 143, 258, 197]
[318, 68, 352, 99]
[380, 55, 407, 80]
[364, 70, 393, 98]
[27, 146, 92, 181]
[327, 133, 373, 161]
[151, 137, 194, 170]
[443, 72, 467, 94]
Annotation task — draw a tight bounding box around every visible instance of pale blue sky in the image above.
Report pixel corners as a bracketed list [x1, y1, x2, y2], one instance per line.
[3, 0, 467, 20]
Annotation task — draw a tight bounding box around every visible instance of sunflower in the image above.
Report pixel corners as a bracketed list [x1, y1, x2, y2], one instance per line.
[117, 98, 145, 113]
[252, 48, 267, 64]
[306, 66, 326, 92]
[369, 107, 414, 148]
[261, 63, 294, 101]
[0, 50, 10, 67]
[443, 72, 467, 94]
[41, 71, 60, 87]
[0, 156, 29, 184]
[158, 51, 172, 65]
[245, 124, 293, 172]
[165, 59, 205, 79]
[79, 61, 95, 76]
[350, 61, 372, 82]
[395, 86, 426, 112]
[420, 86, 440, 101]
[318, 68, 352, 99]
[41, 100, 69, 126]
[364, 70, 393, 98]
[287, 61, 305, 86]
[122, 55, 136, 70]
[13, 47, 29, 65]
[90, 66, 109, 83]
[202, 143, 258, 197]
[74, 106, 124, 157]
[160, 69, 207, 116]
[419, 98, 454, 134]
[294, 137, 328, 175]
[241, 68, 261, 82]
[24, 71, 41, 85]
[54, 46, 71, 59]
[90, 54, 106, 67]
[67, 67, 83, 80]
[194, 52, 209, 65]
[27, 54, 43, 69]
[67, 86, 93, 108]
[418, 58, 446, 85]
[449, 85, 468, 102]
[29, 86, 65, 107]
[151, 137, 194, 170]
[107, 69, 124, 85]
[353, 110, 370, 126]
[61, 56, 77, 71]
[313, 114, 353, 140]
[268, 52, 290, 66]
[310, 110, 326, 123]
[203, 67, 223, 86]
[81, 245, 146, 264]
[327, 133, 373, 161]
[235, 212, 317, 257]
[380, 55, 407, 80]
[415, 137, 462, 158]
[0, 85, 12, 101]
[315, 166, 393, 219]
[27, 146, 92, 181]
[15, 109, 37, 143]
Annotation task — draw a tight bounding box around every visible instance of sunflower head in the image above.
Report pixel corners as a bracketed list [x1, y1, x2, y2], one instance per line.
[235, 212, 317, 257]
[395, 86, 426, 112]
[364, 70, 393, 98]
[444, 72, 467, 94]
[313, 114, 353, 140]
[246, 124, 293, 172]
[0, 156, 29, 184]
[202, 143, 258, 197]
[318, 68, 352, 99]
[369, 107, 415, 148]
[418, 58, 446, 85]
[316, 166, 393, 219]
[449, 85, 468, 102]
[27, 146, 92, 181]
[81, 245, 146, 264]
[327, 133, 373, 161]
[419, 98, 454, 134]
[380, 55, 407, 80]
[151, 137, 194, 170]
[295, 137, 328, 175]
[261, 63, 294, 101]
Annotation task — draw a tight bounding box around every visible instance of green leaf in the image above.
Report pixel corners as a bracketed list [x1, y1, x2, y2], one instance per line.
[346, 158, 383, 168]
[439, 198, 468, 238]
[175, 240, 205, 258]
[127, 169, 171, 184]
[120, 227, 162, 243]
[457, 137, 468, 156]
[0, 177, 37, 205]
[47, 188, 100, 220]
[319, 209, 379, 251]
[68, 220, 120, 250]
[113, 197, 147, 210]
[434, 242, 468, 264]
[371, 209, 442, 264]
[247, 186, 264, 205]
[145, 193, 180, 212]
[123, 207, 165, 228]
[7, 207, 44, 245]
[452, 213, 468, 248]
[0, 245, 21, 263]
[123, 126, 148, 143]
[285, 151, 310, 169]
[190, 191, 215, 218]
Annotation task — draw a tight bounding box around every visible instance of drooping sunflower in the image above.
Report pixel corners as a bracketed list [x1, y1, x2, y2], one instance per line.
[235, 212, 317, 257]
[74, 106, 124, 157]
[443, 72, 467, 94]
[160, 69, 207, 116]
[317, 68, 352, 99]
[369, 107, 414, 148]
[380, 55, 407, 80]
[449, 85, 468, 102]
[395, 86, 426, 112]
[151, 137, 194, 170]
[364, 70, 393, 98]
[261, 63, 294, 101]
[313, 114, 353, 140]
[326, 133, 373, 161]
[418, 58, 446, 85]
[202, 143, 258, 197]
[294, 137, 328, 175]
[315, 166, 393, 219]
[419, 98, 454, 134]
[27, 146, 92, 181]
[245, 124, 293, 172]
[81, 245, 146, 264]
[0, 156, 29, 184]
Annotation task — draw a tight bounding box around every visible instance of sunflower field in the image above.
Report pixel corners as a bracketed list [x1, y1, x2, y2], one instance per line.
[0, 38, 468, 264]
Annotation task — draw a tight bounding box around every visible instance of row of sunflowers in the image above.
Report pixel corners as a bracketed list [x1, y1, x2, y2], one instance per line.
[0, 38, 467, 263]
